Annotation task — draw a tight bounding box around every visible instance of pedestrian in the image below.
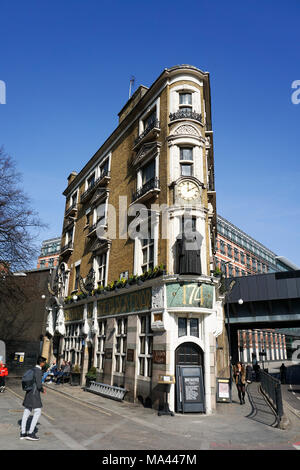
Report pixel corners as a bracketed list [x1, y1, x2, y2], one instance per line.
[56, 360, 71, 384]
[20, 356, 47, 441]
[246, 364, 252, 383]
[252, 354, 260, 381]
[233, 361, 246, 405]
[0, 361, 8, 392]
[280, 363, 287, 384]
[42, 359, 57, 383]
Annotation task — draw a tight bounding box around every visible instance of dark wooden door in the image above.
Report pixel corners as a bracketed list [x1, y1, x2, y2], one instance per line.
[175, 342, 205, 413]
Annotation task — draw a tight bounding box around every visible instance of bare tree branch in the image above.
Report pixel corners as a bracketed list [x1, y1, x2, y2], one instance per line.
[0, 147, 47, 271]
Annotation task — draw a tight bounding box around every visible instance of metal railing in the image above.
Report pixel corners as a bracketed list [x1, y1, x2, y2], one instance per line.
[260, 370, 284, 420]
[80, 170, 110, 203]
[169, 109, 202, 123]
[134, 119, 160, 147]
[65, 202, 77, 217]
[85, 381, 127, 401]
[132, 177, 160, 202]
[61, 241, 74, 253]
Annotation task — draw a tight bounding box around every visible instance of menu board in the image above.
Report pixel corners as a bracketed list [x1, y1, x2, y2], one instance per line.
[216, 378, 231, 403]
[184, 377, 201, 402]
[176, 366, 205, 413]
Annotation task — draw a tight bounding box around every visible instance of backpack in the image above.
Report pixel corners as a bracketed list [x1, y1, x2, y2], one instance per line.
[22, 368, 36, 391]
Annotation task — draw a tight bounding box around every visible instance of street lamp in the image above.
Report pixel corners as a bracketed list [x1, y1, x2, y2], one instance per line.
[223, 261, 243, 400]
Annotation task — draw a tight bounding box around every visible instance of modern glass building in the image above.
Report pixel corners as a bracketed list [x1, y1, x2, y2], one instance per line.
[37, 237, 61, 270]
[215, 215, 298, 277]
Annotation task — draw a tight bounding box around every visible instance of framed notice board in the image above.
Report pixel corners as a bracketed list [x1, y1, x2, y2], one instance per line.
[216, 378, 231, 403]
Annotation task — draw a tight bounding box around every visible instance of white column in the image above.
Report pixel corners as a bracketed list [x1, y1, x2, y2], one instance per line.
[249, 330, 254, 363]
[204, 315, 212, 414]
[279, 334, 284, 360]
[283, 335, 287, 360]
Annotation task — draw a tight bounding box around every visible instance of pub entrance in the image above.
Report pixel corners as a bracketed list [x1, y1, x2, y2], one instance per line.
[175, 342, 205, 413]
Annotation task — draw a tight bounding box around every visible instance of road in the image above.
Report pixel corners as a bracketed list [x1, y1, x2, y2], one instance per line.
[1, 378, 300, 452]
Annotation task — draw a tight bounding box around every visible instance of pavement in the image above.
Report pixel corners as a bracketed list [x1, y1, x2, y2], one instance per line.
[0, 373, 300, 451]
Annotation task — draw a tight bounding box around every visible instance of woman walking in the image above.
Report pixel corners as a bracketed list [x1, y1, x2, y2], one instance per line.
[233, 361, 246, 405]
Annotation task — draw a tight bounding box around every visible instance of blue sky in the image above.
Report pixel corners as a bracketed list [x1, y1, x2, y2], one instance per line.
[0, 0, 299, 267]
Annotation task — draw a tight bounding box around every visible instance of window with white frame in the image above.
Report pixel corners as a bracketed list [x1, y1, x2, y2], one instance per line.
[143, 108, 157, 131]
[115, 317, 127, 373]
[95, 252, 107, 287]
[138, 314, 153, 377]
[142, 159, 156, 185]
[179, 146, 193, 176]
[71, 191, 78, 206]
[141, 228, 154, 273]
[178, 317, 200, 338]
[96, 320, 106, 371]
[63, 323, 83, 366]
[99, 158, 109, 177]
[74, 264, 80, 291]
[179, 92, 192, 113]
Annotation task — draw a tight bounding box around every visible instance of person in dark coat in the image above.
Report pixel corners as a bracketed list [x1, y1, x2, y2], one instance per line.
[233, 361, 246, 405]
[246, 364, 253, 383]
[280, 363, 287, 384]
[20, 356, 46, 441]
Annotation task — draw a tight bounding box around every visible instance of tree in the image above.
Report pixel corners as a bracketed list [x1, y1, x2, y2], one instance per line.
[0, 147, 46, 272]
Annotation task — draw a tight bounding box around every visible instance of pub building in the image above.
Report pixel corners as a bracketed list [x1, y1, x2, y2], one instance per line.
[43, 65, 229, 414]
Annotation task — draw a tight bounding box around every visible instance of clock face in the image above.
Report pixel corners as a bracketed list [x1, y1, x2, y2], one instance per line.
[177, 180, 200, 201]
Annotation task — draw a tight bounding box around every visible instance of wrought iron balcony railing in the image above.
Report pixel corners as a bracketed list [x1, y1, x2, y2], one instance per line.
[80, 170, 110, 203]
[61, 241, 74, 254]
[169, 110, 202, 123]
[132, 177, 160, 202]
[65, 202, 78, 217]
[134, 119, 160, 147]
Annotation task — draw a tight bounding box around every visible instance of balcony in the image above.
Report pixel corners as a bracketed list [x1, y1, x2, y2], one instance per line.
[63, 217, 75, 233]
[169, 109, 202, 124]
[80, 170, 111, 203]
[133, 119, 160, 150]
[60, 241, 74, 256]
[87, 222, 97, 238]
[65, 202, 78, 217]
[132, 177, 160, 203]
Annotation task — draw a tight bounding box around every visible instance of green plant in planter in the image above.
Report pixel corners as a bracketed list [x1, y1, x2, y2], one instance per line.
[106, 281, 115, 291]
[128, 274, 137, 285]
[213, 267, 222, 277]
[72, 364, 80, 374]
[95, 285, 104, 295]
[116, 278, 127, 289]
[86, 366, 97, 378]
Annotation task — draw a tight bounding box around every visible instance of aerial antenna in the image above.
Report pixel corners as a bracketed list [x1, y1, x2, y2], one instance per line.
[129, 75, 135, 99]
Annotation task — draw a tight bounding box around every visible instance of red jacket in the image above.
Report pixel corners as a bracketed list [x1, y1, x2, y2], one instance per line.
[0, 366, 8, 377]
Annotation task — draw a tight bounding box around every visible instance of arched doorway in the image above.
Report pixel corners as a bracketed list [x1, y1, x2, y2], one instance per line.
[175, 342, 205, 413]
[175, 342, 204, 367]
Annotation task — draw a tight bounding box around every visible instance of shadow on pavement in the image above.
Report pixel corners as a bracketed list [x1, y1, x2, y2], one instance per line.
[245, 382, 278, 428]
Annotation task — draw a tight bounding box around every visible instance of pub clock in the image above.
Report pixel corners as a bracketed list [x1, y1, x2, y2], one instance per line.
[177, 180, 201, 202]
